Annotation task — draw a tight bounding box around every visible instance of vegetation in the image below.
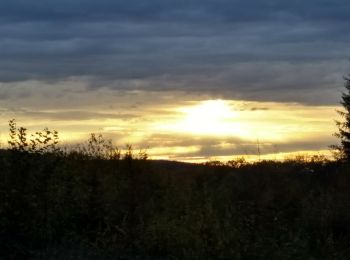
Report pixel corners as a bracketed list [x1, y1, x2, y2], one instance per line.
[1, 120, 350, 259]
[0, 120, 350, 259]
[334, 74, 350, 162]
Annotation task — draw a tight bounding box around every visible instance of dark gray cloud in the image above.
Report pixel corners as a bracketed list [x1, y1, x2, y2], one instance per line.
[2, 0, 350, 23]
[0, 0, 349, 104]
[10, 109, 136, 121]
[141, 132, 335, 159]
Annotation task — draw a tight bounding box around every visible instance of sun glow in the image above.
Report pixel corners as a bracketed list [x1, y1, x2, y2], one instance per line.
[0, 92, 340, 162]
[164, 100, 245, 136]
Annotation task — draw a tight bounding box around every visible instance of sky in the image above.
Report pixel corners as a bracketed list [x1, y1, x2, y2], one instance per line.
[0, 0, 348, 161]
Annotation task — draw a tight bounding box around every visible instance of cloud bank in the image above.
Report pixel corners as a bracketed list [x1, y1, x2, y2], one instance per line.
[0, 0, 349, 104]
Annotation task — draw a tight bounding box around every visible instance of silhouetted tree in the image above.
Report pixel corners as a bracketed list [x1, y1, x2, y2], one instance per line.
[8, 119, 60, 154]
[334, 75, 350, 161]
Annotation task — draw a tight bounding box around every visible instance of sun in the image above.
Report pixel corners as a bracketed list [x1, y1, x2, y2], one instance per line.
[171, 99, 243, 136]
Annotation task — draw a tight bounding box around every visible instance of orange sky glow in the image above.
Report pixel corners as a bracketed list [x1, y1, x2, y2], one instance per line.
[0, 92, 340, 162]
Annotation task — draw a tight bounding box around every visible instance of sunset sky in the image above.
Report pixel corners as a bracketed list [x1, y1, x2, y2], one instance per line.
[0, 0, 349, 161]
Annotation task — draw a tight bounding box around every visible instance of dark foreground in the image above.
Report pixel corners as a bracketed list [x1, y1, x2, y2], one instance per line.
[1, 150, 350, 259]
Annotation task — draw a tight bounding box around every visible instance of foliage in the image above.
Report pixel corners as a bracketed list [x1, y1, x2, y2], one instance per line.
[76, 133, 121, 160]
[333, 75, 350, 162]
[226, 157, 247, 168]
[1, 120, 350, 259]
[8, 119, 60, 154]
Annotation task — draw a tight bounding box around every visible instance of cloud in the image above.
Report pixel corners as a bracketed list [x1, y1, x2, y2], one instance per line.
[134, 131, 335, 158]
[2, 1, 350, 23]
[0, 0, 349, 105]
[6, 109, 136, 121]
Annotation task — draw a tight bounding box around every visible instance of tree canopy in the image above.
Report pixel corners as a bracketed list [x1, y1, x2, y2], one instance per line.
[334, 75, 350, 162]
